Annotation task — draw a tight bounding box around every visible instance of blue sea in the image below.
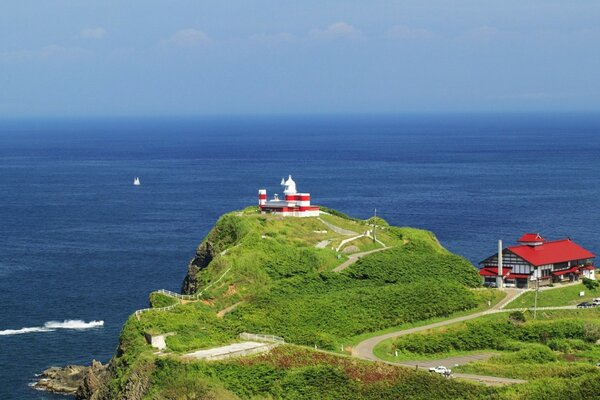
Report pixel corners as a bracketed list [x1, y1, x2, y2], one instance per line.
[1, 114, 600, 399]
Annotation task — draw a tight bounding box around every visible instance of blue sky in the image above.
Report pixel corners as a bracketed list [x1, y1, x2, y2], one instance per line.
[1, 1, 599, 116]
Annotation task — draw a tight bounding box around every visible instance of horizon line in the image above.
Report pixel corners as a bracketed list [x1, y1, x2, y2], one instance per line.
[2, 110, 600, 120]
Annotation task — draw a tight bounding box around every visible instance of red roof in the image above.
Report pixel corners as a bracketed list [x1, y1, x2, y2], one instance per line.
[551, 266, 580, 276]
[508, 239, 595, 267]
[518, 233, 545, 243]
[479, 267, 511, 277]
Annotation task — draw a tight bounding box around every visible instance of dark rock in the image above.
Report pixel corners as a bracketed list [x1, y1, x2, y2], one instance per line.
[76, 360, 108, 400]
[181, 240, 215, 294]
[33, 360, 107, 398]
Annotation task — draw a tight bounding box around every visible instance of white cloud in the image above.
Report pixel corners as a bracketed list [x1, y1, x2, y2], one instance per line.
[160, 29, 210, 48]
[80, 27, 106, 39]
[387, 25, 433, 40]
[0, 45, 91, 62]
[310, 22, 362, 40]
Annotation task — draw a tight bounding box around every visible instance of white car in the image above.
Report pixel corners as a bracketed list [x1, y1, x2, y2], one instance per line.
[428, 366, 451, 375]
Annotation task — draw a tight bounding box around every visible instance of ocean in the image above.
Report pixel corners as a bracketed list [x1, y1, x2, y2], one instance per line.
[1, 114, 599, 399]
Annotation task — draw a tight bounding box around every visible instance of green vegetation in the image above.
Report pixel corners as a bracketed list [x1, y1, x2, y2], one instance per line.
[346, 238, 481, 288]
[142, 346, 496, 400]
[372, 309, 600, 399]
[104, 207, 500, 399]
[388, 310, 600, 358]
[348, 288, 505, 350]
[149, 292, 179, 308]
[506, 283, 600, 308]
[583, 277, 600, 290]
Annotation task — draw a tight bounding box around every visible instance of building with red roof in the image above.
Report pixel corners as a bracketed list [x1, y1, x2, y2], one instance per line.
[479, 233, 595, 288]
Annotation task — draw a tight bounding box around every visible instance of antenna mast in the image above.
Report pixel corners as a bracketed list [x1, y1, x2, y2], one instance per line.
[373, 208, 377, 243]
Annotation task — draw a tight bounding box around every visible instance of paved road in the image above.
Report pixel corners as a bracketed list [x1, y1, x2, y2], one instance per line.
[401, 353, 496, 369]
[352, 289, 527, 386]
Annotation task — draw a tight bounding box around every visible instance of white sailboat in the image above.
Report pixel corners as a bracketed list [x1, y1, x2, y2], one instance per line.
[133, 177, 141, 186]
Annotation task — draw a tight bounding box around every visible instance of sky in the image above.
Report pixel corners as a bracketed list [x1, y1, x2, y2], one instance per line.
[1, 1, 599, 117]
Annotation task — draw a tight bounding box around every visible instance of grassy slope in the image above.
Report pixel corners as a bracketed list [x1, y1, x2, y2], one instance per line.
[108, 208, 492, 399]
[376, 308, 600, 399]
[507, 283, 600, 308]
[144, 346, 496, 400]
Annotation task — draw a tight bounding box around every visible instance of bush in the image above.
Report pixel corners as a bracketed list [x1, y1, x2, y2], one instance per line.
[548, 338, 591, 353]
[582, 277, 599, 290]
[392, 315, 600, 355]
[509, 311, 527, 324]
[346, 242, 481, 288]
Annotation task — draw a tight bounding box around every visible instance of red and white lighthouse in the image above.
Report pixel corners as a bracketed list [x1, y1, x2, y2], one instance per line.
[258, 175, 320, 217]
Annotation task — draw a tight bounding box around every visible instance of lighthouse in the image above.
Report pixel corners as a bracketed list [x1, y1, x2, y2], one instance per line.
[257, 175, 320, 217]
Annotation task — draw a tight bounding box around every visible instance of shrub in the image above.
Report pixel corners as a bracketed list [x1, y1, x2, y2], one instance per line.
[548, 338, 591, 353]
[582, 277, 599, 290]
[509, 311, 527, 324]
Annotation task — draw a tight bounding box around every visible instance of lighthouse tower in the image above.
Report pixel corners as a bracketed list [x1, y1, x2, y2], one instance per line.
[257, 175, 319, 217]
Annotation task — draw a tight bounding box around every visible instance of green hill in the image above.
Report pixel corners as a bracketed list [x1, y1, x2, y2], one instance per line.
[87, 207, 493, 399]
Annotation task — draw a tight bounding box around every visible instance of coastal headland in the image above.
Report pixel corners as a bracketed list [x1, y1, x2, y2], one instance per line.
[37, 206, 600, 399]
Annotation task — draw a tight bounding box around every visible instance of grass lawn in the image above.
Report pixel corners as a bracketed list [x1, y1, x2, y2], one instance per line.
[506, 282, 600, 308]
[347, 288, 506, 357]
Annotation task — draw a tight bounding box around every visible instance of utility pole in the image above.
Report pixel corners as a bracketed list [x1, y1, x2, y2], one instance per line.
[373, 208, 377, 243]
[533, 278, 540, 319]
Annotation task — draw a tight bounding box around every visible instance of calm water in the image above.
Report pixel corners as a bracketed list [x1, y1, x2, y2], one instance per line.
[1, 114, 599, 399]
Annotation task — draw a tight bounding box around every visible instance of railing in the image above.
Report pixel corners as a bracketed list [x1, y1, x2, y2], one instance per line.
[154, 289, 198, 301]
[134, 266, 233, 319]
[239, 332, 285, 344]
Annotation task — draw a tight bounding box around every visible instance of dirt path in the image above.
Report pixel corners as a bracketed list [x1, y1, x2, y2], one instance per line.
[332, 246, 391, 272]
[317, 217, 358, 235]
[217, 301, 243, 318]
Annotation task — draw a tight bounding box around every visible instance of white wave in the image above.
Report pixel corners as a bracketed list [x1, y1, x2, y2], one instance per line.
[0, 320, 103, 336]
[0, 327, 54, 336]
[44, 319, 104, 329]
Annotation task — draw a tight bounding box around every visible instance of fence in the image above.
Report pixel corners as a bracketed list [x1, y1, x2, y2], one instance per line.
[239, 332, 285, 344]
[134, 266, 233, 319]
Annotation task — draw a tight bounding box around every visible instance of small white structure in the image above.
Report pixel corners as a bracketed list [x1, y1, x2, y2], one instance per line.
[258, 175, 319, 217]
[144, 332, 175, 351]
[133, 177, 141, 186]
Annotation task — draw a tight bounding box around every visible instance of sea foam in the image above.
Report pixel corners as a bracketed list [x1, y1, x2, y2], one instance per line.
[0, 320, 103, 336]
[44, 319, 104, 329]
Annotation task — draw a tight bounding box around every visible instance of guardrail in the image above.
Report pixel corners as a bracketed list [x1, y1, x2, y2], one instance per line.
[239, 332, 285, 344]
[134, 266, 233, 319]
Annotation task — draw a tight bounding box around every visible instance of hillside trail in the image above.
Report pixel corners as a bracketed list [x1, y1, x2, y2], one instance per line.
[332, 246, 392, 272]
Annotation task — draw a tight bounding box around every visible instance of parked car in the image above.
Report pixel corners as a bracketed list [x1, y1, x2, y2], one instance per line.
[577, 302, 593, 308]
[429, 366, 451, 375]
[592, 298, 600, 306]
[483, 282, 497, 288]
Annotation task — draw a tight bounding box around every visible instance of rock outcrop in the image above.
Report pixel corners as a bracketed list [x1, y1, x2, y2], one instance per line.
[34, 360, 107, 397]
[181, 240, 215, 294]
[76, 360, 109, 399]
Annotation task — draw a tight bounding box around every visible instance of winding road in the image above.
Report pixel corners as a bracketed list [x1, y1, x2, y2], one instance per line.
[352, 289, 528, 385]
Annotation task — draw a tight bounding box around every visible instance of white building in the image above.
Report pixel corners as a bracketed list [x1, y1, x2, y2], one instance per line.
[258, 175, 320, 217]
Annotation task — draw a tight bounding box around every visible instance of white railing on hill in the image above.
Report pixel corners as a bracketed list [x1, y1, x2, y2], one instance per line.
[134, 266, 233, 319]
[239, 332, 285, 344]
